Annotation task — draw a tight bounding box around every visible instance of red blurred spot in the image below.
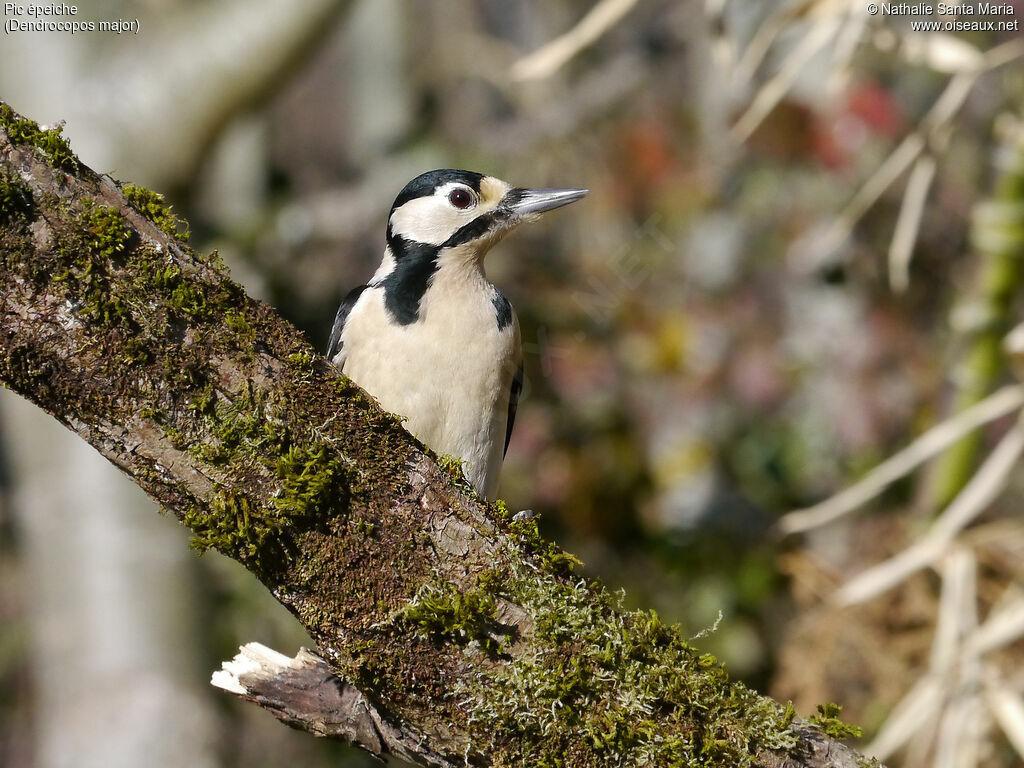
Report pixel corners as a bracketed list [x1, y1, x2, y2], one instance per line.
[812, 81, 905, 169]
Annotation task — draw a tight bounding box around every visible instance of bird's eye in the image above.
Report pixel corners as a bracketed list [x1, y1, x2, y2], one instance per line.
[448, 188, 474, 209]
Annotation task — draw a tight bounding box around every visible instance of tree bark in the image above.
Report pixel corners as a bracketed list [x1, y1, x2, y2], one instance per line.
[0, 102, 882, 768]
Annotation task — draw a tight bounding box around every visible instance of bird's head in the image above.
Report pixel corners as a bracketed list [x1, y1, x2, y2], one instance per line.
[384, 169, 588, 269]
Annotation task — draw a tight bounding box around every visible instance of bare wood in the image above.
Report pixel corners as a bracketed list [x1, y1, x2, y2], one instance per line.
[0, 103, 882, 768]
[213, 644, 450, 766]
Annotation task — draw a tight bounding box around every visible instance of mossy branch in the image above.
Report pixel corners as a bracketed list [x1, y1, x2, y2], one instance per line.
[0, 102, 881, 768]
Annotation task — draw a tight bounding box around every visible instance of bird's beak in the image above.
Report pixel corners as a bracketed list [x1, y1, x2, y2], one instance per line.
[505, 187, 589, 217]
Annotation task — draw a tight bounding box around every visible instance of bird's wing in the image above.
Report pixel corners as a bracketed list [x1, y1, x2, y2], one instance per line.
[504, 362, 523, 456]
[326, 285, 368, 366]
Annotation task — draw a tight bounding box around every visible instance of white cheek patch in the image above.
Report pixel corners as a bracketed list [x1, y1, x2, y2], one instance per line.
[389, 196, 466, 245]
[388, 178, 512, 246]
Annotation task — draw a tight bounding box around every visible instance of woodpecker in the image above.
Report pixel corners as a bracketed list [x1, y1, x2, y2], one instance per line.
[327, 169, 587, 499]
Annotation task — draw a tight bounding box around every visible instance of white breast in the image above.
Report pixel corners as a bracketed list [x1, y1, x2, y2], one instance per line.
[339, 272, 520, 499]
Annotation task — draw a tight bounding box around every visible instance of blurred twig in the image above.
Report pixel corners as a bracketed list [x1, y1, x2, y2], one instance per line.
[510, 0, 640, 81]
[967, 596, 1024, 657]
[864, 548, 977, 763]
[873, 29, 986, 74]
[815, 70, 975, 261]
[731, 0, 820, 88]
[987, 680, 1024, 761]
[729, 0, 847, 143]
[864, 552, 1024, 763]
[727, 5, 1021, 241]
[777, 384, 1024, 535]
[487, 52, 649, 150]
[866, 674, 945, 763]
[784, 117, 1024, 768]
[930, 548, 980, 768]
[835, 418, 1024, 606]
[888, 154, 937, 292]
[802, 37, 1024, 264]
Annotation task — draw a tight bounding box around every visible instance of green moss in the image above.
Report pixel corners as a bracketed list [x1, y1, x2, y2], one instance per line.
[136, 262, 206, 317]
[188, 382, 271, 465]
[458, 549, 799, 767]
[780, 699, 797, 728]
[171, 280, 209, 316]
[139, 405, 162, 420]
[162, 424, 189, 450]
[287, 351, 316, 369]
[185, 445, 347, 562]
[126, 258, 242, 329]
[0, 103, 356, 582]
[225, 308, 253, 337]
[272, 444, 350, 519]
[179, 382, 352, 563]
[122, 183, 189, 242]
[437, 454, 464, 474]
[54, 201, 133, 325]
[807, 702, 863, 740]
[0, 103, 77, 171]
[224, 309, 257, 362]
[119, 336, 152, 365]
[81, 200, 132, 260]
[508, 513, 583, 575]
[0, 169, 37, 289]
[353, 518, 376, 536]
[401, 575, 505, 649]
[185, 490, 265, 558]
[493, 499, 512, 521]
[0, 168, 35, 224]
[187, 383, 217, 418]
[436, 453, 476, 493]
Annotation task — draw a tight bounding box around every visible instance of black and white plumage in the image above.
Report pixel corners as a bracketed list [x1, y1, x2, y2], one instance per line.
[327, 169, 587, 499]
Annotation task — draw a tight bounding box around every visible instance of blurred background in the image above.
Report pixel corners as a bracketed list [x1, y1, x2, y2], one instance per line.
[2, 1, 1024, 766]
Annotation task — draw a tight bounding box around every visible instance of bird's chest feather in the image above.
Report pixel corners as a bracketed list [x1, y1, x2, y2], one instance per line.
[340, 277, 520, 445]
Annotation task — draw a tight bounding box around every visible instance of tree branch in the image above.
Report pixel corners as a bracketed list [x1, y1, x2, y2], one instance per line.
[212, 644, 450, 766]
[0, 102, 881, 768]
